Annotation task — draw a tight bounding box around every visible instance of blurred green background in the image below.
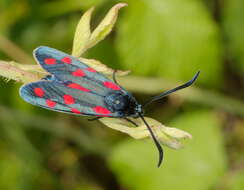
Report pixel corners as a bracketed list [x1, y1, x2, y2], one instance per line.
[0, 0, 244, 189]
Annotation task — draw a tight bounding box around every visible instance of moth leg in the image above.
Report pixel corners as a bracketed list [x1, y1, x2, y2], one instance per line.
[88, 116, 102, 121]
[113, 70, 119, 85]
[124, 118, 138, 127]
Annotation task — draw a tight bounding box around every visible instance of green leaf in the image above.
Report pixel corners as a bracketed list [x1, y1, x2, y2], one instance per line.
[109, 110, 227, 190]
[223, 0, 244, 75]
[116, 0, 223, 87]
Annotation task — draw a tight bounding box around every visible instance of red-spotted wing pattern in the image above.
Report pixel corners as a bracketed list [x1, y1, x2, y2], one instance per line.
[20, 80, 118, 117]
[33, 46, 123, 96]
[19, 46, 200, 167]
[19, 46, 128, 117]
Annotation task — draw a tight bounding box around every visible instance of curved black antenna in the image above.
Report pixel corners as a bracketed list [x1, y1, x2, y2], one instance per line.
[139, 113, 163, 167]
[143, 71, 200, 108]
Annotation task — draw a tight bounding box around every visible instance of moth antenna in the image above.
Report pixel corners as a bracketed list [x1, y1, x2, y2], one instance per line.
[143, 71, 200, 108]
[139, 113, 163, 167]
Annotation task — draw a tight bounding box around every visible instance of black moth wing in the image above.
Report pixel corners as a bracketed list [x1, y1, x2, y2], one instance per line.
[19, 80, 119, 117]
[34, 46, 125, 96]
[19, 46, 140, 117]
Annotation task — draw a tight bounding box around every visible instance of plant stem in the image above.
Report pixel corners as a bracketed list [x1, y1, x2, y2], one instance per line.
[0, 35, 33, 64]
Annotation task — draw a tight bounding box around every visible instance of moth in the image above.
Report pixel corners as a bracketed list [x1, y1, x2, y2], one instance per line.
[19, 46, 200, 167]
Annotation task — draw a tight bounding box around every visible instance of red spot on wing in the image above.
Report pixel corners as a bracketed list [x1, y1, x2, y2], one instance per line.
[61, 57, 72, 64]
[67, 83, 90, 92]
[70, 108, 81, 114]
[72, 69, 86, 77]
[34, 88, 44, 97]
[86, 67, 97, 72]
[44, 58, 56, 65]
[63, 94, 75, 104]
[46, 99, 56, 108]
[93, 106, 111, 115]
[103, 81, 121, 90]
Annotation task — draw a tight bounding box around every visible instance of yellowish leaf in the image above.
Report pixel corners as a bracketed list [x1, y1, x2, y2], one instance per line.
[163, 127, 192, 139]
[18, 64, 48, 75]
[86, 3, 127, 50]
[100, 117, 192, 150]
[79, 57, 130, 76]
[72, 7, 94, 57]
[0, 61, 41, 83]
